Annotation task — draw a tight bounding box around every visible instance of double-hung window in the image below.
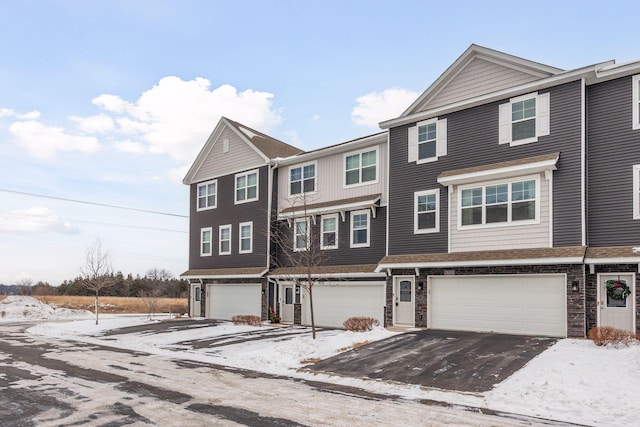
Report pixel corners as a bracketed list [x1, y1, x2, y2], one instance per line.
[408, 118, 447, 163]
[239, 222, 253, 254]
[415, 189, 439, 233]
[499, 92, 550, 146]
[200, 227, 212, 256]
[219, 225, 231, 255]
[289, 163, 316, 195]
[235, 170, 258, 204]
[197, 180, 217, 211]
[350, 210, 370, 247]
[345, 148, 377, 186]
[633, 75, 640, 130]
[321, 214, 338, 249]
[293, 218, 310, 251]
[460, 179, 537, 227]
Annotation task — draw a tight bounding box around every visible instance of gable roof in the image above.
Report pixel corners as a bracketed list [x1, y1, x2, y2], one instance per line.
[403, 44, 564, 117]
[183, 117, 303, 185]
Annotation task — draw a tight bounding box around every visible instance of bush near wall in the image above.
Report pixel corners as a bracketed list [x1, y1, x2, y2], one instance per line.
[343, 317, 380, 332]
[231, 315, 262, 326]
[588, 326, 639, 346]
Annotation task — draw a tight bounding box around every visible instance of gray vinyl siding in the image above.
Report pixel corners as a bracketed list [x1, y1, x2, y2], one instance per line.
[388, 80, 583, 255]
[587, 75, 640, 245]
[274, 207, 386, 267]
[188, 165, 269, 270]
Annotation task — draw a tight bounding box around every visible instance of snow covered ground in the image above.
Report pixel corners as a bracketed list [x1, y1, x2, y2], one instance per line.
[3, 296, 639, 426]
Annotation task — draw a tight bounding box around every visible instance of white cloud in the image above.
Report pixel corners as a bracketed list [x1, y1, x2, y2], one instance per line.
[88, 77, 283, 162]
[69, 114, 114, 133]
[9, 120, 101, 160]
[351, 88, 418, 128]
[0, 108, 41, 120]
[113, 139, 147, 154]
[312, 113, 320, 121]
[0, 206, 80, 234]
[282, 130, 302, 148]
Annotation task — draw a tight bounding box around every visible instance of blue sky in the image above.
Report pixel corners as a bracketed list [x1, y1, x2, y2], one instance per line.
[1, 0, 639, 285]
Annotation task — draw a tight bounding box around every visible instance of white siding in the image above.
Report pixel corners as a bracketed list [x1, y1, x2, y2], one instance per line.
[193, 127, 265, 182]
[278, 141, 388, 207]
[450, 173, 550, 252]
[424, 58, 541, 111]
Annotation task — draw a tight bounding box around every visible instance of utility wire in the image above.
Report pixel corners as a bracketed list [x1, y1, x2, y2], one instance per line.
[0, 188, 188, 218]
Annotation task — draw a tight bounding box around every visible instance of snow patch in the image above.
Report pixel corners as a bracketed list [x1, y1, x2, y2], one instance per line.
[0, 296, 92, 321]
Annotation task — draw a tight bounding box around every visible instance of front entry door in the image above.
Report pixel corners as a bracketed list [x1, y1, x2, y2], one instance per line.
[599, 273, 635, 332]
[393, 277, 415, 326]
[281, 285, 295, 323]
[190, 284, 201, 317]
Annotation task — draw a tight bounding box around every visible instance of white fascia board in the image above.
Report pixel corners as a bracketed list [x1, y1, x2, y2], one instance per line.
[180, 268, 269, 280]
[274, 133, 387, 165]
[269, 272, 386, 279]
[377, 257, 585, 271]
[584, 257, 640, 265]
[437, 157, 558, 187]
[278, 197, 380, 219]
[380, 64, 604, 130]
[183, 120, 227, 184]
[595, 60, 640, 81]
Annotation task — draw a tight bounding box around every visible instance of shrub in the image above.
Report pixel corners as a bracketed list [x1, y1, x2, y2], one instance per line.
[231, 315, 262, 326]
[588, 326, 640, 347]
[343, 317, 379, 332]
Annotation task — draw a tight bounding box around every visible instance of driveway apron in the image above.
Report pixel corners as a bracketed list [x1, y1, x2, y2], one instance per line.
[308, 330, 557, 393]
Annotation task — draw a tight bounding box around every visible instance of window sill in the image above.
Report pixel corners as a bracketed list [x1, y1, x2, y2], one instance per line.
[508, 136, 538, 147]
[457, 218, 540, 231]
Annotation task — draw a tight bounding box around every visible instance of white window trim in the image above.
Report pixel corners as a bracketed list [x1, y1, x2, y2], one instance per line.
[320, 213, 339, 250]
[350, 209, 370, 248]
[238, 221, 253, 254]
[288, 161, 318, 197]
[343, 147, 379, 188]
[456, 175, 541, 230]
[234, 169, 259, 204]
[219, 224, 232, 255]
[498, 92, 550, 146]
[196, 179, 217, 211]
[633, 165, 640, 219]
[633, 75, 640, 130]
[414, 189, 440, 234]
[408, 118, 447, 164]
[200, 227, 212, 257]
[293, 217, 310, 252]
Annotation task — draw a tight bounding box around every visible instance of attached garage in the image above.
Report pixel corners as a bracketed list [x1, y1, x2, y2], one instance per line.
[207, 283, 262, 320]
[301, 281, 385, 328]
[428, 274, 567, 337]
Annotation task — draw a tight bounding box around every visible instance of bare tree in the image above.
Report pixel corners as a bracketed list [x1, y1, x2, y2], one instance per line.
[81, 237, 116, 325]
[15, 277, 33, 295]
[272, 195, 331, 339]
[140, 268, 172, 318]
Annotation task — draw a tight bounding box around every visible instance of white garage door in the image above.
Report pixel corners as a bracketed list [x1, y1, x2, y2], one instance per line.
[429, 275, 566, 337]
[302, 281, 385, 328]
[207, 283, 261, 320]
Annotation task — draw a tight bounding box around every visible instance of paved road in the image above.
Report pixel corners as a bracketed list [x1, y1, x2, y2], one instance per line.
[0, 322, 571, 426]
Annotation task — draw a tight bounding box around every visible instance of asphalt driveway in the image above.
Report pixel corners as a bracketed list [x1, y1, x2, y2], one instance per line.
[308, 330, 557, 393]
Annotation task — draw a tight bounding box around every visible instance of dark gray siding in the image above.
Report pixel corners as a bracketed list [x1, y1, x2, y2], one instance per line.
[388, 80, 583, 255]
[587, 76, 640, 245]
[188, 165, 269, 270]
[274, 207, 387, 267]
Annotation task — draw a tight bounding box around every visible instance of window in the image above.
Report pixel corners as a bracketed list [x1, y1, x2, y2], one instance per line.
[219, 225, 231, 255]
[235, 170, 259, 204]
[408, 118, 447, 163]
[344, 148, 377, 186]
[633, 75, 640, 130]
[289, 163, 316, 195]
[321, 214, 338, 249]
[499, 92, 550, 146]
[294, 218, 310, 251]
[197, 180, 217, 211]
[460, 179, 537, 227]
[239, 222, 253, 254]
[350, 210, 370, 247]
[200, 227, 212, 256]
[415, 189, 439, 233]
[633, 165, 640, 219]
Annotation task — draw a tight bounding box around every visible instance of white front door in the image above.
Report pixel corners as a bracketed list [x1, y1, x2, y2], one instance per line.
[393, 276, 415, 327]
[190, 284, 201, 317]
[599, 273, 636, 333]
[281, 285, 295, 323]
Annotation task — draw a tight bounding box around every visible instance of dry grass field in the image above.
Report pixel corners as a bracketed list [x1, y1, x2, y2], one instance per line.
[0, 295, 188, 315]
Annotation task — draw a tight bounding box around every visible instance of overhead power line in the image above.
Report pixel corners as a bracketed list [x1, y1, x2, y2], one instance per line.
[0, 188, 188, 218]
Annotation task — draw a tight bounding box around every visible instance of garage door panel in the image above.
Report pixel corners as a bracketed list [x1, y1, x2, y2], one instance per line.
[429, 275, 566, 337]
[208, 284, 261, 320]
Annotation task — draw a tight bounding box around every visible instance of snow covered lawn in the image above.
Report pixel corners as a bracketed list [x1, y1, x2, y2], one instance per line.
[3, 296, 639, 426]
